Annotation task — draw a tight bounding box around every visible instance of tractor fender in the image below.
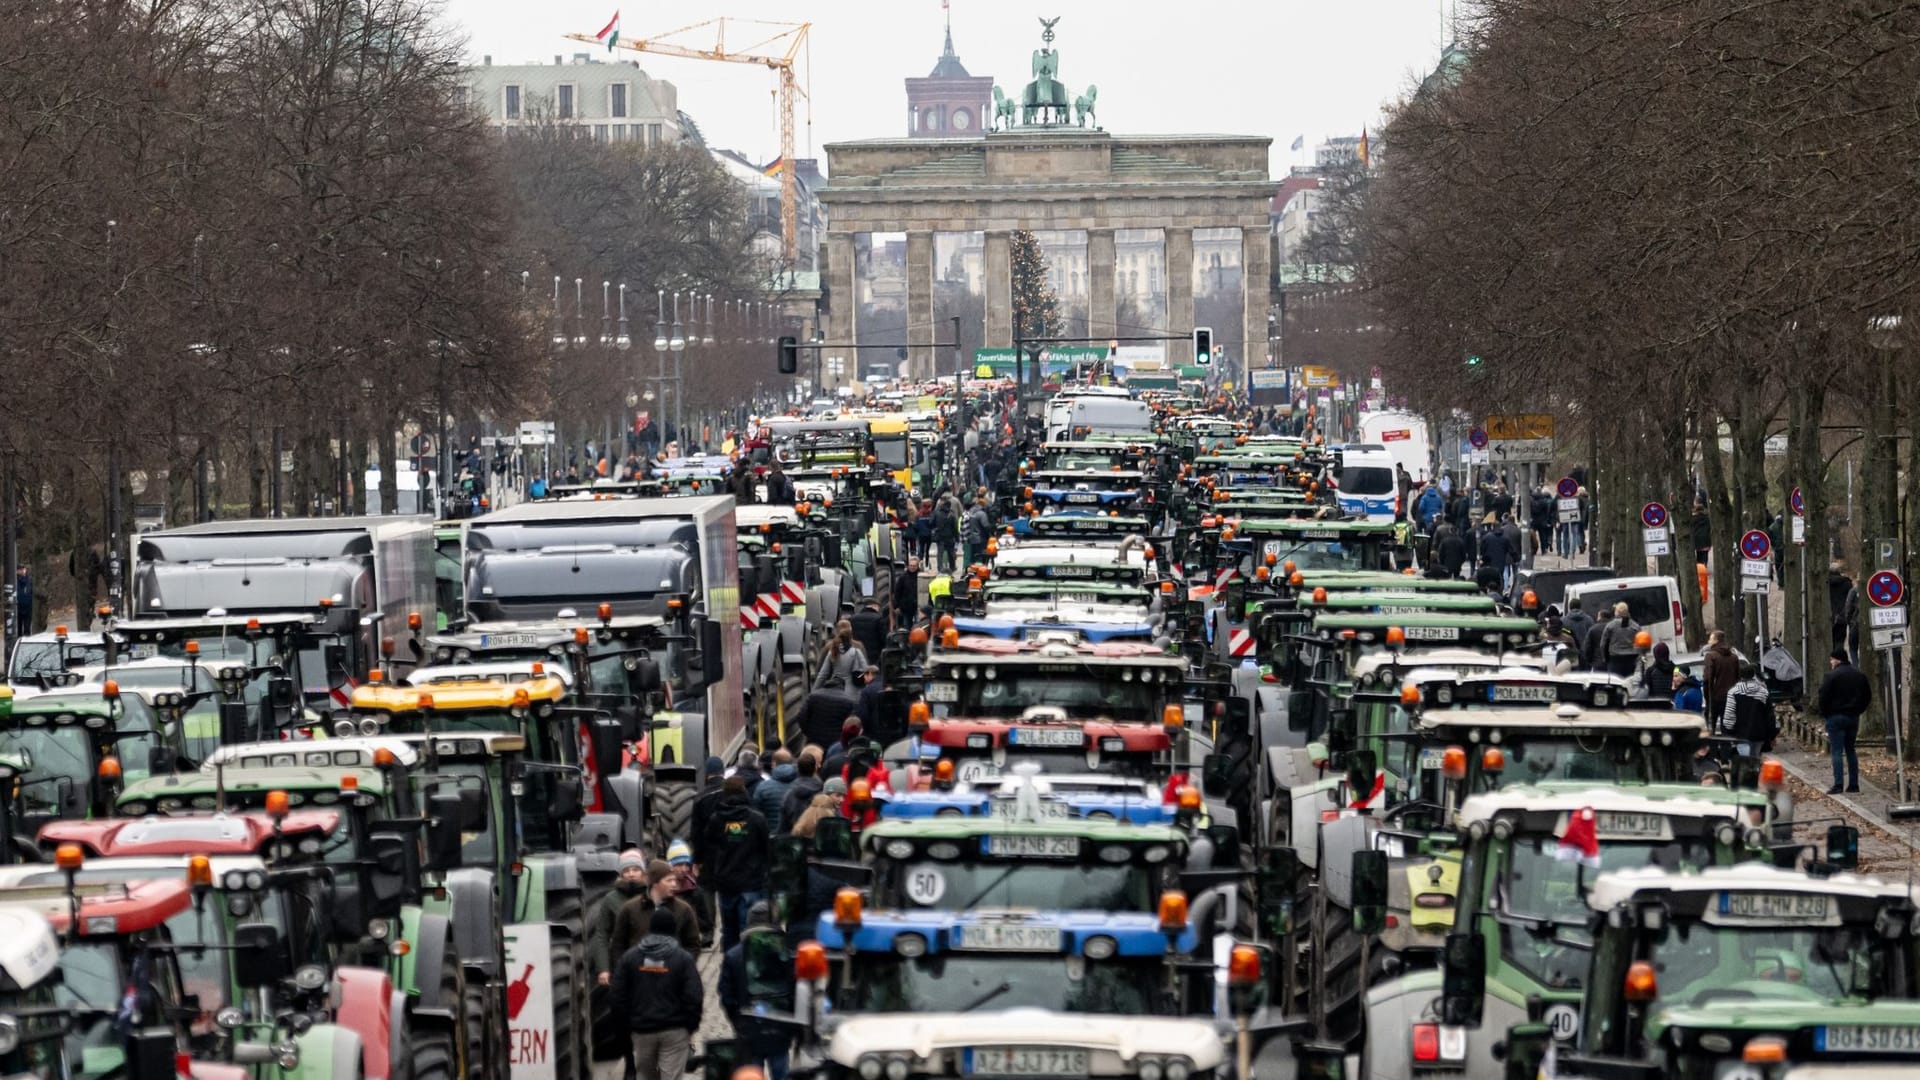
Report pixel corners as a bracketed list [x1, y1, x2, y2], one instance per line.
[779, 612, 806, 667]
[439, 870, 501, 982]
[606, 770, 647, 848]
[290, 1022, 365, 1080]
[388, 988, 409, 1080]
[332, 964, 396, 1079]
[533, 851, 583, 900]
[1256, 684, 1294, 758]
[405, 911, 459, 1017]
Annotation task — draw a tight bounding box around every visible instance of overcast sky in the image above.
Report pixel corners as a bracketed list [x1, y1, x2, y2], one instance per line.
[443, 0, 1458, 171]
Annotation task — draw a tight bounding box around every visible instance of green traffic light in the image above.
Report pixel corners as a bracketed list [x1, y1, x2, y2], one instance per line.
[1466, 355, 1482, 366]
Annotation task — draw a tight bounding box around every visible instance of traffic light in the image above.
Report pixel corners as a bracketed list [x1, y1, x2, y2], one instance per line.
[777, 335, 799, 374]
[1194, 327, 1213, 366]
[1465, 355, 1483, 368]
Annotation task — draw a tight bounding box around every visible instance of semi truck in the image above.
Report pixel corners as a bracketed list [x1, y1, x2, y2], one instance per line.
[131, 517, 437, 710]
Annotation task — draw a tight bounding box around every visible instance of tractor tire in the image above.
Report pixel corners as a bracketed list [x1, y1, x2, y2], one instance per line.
[651, 778, 697, 853]
[549, 932, 581, 1080]
[546, 888, 590, 1080]
[411, 947, 461, 1080]
[460, 968, 497, 1080]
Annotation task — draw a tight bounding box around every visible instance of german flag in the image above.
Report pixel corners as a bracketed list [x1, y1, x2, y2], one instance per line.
[762, 157, 786, 178]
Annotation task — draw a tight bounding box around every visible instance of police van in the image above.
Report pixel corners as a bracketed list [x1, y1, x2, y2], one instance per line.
[1332, 444, 1400, 522]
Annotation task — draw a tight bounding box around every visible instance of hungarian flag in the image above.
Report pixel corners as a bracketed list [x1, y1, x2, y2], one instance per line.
[1557, 807, 1602, 868]
[595, 10, 620, 51]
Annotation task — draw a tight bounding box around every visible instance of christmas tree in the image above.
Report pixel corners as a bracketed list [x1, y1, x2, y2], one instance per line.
[1009, 229, 1063, 342]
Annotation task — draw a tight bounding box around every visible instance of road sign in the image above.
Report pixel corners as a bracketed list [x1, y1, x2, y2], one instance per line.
[1790, 487, 1805, 517]
[1557, 477, 1578, 499]
[1869, 604, 1907, 629]
[1644, 526, 1670, 542]
[1741, 559, 1772, 579]
[1485, 414, 1556, 441]
[1641, 502, 1667, 529]
[1791, 517, 1805, 545]
[1557, 497, 1581, 523]
[1301, 366, 1340, 388]
[1468, 428, 1488, 450]
[1867, 570, 1905, 608]
[1741, 576, 1771, 594]
[1873, 627, 1909, 651]
[1645, 540, 1671, 557]
[1489, 439, 1554, 461]
[1739, 530, 1772, 561]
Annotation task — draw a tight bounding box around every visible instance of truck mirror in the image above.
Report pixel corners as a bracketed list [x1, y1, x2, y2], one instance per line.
[323, 643, 349, 676]
[1220, 696, 1251, 738]
[1204, 824, 1240, 868]
[1502, 1023, 1551, 1080]
[590, 719, 626, 799]
[548, 770, 584, 823]
[425, 794, 464, 872]
[1286, 689, 1312, 733]
[691, 619, 724, 682]
[368, 833, 409, 907]
[1201, 753, 1233, 797]
[218, 701, 251, 746]
[232, 922, 287, 988]
[627, 656, 662, 693]
[1440, 932, 1486, 1025]
[436, 784, 489, 832]
[268, 675, 298, 711]
[812, 816, 854, 861]
[1351, 849, 1388, 936]
[1223, 577, 1246, 615]
[1345, 749, 1378, 806]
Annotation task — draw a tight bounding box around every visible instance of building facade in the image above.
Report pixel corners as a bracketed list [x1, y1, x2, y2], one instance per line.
[465, 53, 683, 144]
[904, 21, 994, 137]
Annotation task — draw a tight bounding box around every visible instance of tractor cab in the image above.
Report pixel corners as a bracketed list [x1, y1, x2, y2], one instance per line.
[0, 685, 188, 826]
[109, 615, 308, 739]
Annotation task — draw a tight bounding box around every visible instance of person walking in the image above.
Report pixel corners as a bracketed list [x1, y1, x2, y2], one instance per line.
[1581, 606, 1613, 672]
[1829, 562, 1859, 664]
[893, 556, 921, 630]
[719, 901, 794, 1080]
[1817, 648, 1871, 794]
[962, 498, 992, 568]
[813, 621, 868, 693]
[779, 748, 825, 830]
[1599, 601, 1643, 677]
[700, 776, 771, 951]
[1435, 522, 1466, 579]
[1477, 514, 1511, 592]
[1718, 661, 1775, 754]
[614, 860, 704, 958]
[753, 749, 797, 835]
[588, 849, 650, 1080]
[1561, 597, 1595, 657]
[610, 907, 704, 1080]
[1700, 630, 1739, 721]
[764, 460, 796, 505]
[12, 563, 30, 639]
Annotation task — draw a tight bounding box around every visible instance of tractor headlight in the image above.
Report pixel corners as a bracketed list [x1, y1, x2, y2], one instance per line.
[0, 1015, 19, 1054]
[367, 918, 391, 940]
[215, 1006, 244, 1031]
[274, 1042, 300, 1070]
[359, 718, 382, 736]
[333, 719, 356, 738]
[292, 964, 327, 992]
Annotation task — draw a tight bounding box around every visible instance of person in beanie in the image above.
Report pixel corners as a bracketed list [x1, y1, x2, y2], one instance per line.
[700, 775, 771, 950]
[613, 860, 703, 957]
[664, 839, 714, 945]
[1818, 647, 1871, 794]
[611, 906, 703, 1080]
[720, 900, 794, 1080]
[589, 848, 649, 1080]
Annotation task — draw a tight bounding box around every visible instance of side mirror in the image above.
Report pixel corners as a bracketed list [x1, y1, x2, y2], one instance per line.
[367, 832, 409, 908]
[813, 815, 855, 861]
[268, 675, 298, 711]
[703, 1038, 743, 1080]
[691, 619, 724, 683]
[232, 922, 288, 988]
[1827, 824, 1860, 870]
[548, 770, 584, 823]
[1503, 1023, 1551, 1080]
[1201, 753, 1233, 798]
[1351, 849, 1388, 936]
[456, 786, 488, 831]
[769, 835, 808, 898]
[1440, 932, 1486, 1025]
[322, 643, 350, 677]
[590, 719, 626, 805]
[425, 794, 465, 873]
[1345, 749, 1378, 807]
[218, 701, 251, 746]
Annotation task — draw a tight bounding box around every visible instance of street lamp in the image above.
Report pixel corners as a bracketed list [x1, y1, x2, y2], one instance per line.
[702, 294, 715, 347]
[571, 278, 588, 347]
[616, 284, 632, 351]
[550, 276, 566, 348]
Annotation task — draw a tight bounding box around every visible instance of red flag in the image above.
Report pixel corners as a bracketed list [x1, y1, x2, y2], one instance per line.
[1556, 807, 1602, 868]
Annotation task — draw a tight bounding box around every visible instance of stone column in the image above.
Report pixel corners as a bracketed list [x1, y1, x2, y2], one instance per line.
[1088, 229, 1117, 343]
[1241, 225, 1273, 380]
[985, 230, 1012, 348]
[825, 232, 857, 389]
[906, 231, 935, 379]
[1165, 227, 1194, 367]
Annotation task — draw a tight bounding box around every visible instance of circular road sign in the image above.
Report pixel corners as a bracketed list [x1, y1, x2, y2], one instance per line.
[1469, 428, 1489, 450]
[1790, 487, 1806, 517]
[1867, 570, 1905, 608]
[1557, 477, 1579, 499]
[1641, 502, 1668, 530]
[1739, 529, 1772, 561]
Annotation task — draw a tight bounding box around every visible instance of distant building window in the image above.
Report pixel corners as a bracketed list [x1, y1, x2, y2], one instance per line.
[610, 83, 629, 118]
[649, 123, 663, 143]
[595, 124, 608, 142]
[557, 84, 575, 120]
[503, 85, 522, 121]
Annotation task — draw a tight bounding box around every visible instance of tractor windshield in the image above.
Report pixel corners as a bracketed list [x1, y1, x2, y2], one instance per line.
[953, 673, 1159, 723]
[837, 953, 1163, 1015]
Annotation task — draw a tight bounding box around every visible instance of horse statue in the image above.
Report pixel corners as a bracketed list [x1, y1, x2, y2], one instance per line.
[991, 86, 1017, 131]
[1074, 85, 1097, 128]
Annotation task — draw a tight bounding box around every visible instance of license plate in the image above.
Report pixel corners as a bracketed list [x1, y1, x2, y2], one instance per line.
[1592, 811, 1670, 839]
[990, 797, 1069, 820]
[1716, 892, 1834, 924]
[1299, 531, 1339, 540]
[1817, 1025, 1920, 1053]
[1377, 606, 1429, 616]
[1419, 748, 1446, 770]
[1010, 727, 1082, 748]
[1490, 684, 1558, 703]
[478, 633, 544, 648]
[965, 1047, 1088, 1075]
[1067, 493, 1098, 504]
[926, 682, 959, 703]
[1403, 626, 1458, 641]
[983, 834, 1078, 858]
[952, 924, 1064, 953]
[129, 643, 158, 659]
[1047, 566, 1092, 578]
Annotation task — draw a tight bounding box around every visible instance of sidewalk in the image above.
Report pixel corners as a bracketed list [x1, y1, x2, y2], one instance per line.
[1773, 733, 1920, 875]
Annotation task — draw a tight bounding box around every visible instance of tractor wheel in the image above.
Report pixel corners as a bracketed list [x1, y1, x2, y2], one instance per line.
[460, 967, 496, 1080]
[546, 888, 590, 1080]
[651, 778, 697, 853]
[548, 930, 581, 1080]
[410, 947, 461, 1080]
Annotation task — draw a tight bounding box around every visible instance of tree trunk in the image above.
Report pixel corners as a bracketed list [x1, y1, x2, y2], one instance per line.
[1676, 410, 1708, 645]
[1701, 410, 1737, 636]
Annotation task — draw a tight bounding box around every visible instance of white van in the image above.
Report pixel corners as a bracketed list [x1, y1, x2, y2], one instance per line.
[1332, 444, 1399, 522]
[362, 461, 438, 516]
[1048, 394, 1152, 442]
[1357, 410, 1432, 483]
[1563, 575, 1686, 651]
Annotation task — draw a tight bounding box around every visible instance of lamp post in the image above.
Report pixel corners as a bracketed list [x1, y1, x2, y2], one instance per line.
[669, 292, 686, 451]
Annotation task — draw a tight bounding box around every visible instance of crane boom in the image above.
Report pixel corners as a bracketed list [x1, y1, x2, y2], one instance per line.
[566, 17, 809, 266]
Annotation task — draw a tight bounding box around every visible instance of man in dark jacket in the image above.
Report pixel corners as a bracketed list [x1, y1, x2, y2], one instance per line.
[612, 860, 703, 959]
[1818, 648, 1871, 794]
[1829, 563, 1858, 662]
[893, 556, 921, 630]
[611, 907, 704, 1080]
[1561, 597, 1595, 657]
[1581, 608, 1613, 672]
[1478, 519, 1510, 590]
[590, 849, 650, 1080]
[1435, 523, 1467, 579]
[779, 749, 824, 831]
[686, 755, 729, 946]
[701, 776, 772, 951]
[753, 750, 796, 834]
[719, 901, 793, 1080]
[1701, 630, 1740, 721]
[763, 460, 795, 505]
[849, 599, 888, 667]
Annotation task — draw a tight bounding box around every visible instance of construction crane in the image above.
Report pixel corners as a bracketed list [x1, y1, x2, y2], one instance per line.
[568, 17, 810, 266]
